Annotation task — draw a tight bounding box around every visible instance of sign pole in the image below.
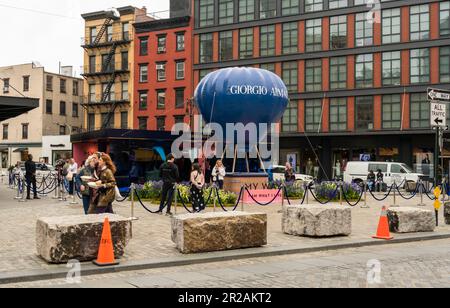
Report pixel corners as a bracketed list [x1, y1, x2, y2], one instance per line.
[434, 127, 440, 187]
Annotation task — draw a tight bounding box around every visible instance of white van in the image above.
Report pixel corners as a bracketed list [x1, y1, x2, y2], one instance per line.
[343, 161, 424, 187]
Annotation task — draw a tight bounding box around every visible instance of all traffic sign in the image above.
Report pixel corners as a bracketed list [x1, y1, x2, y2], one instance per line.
[430, 102, 447, 128]
[428, 88, 450, 103]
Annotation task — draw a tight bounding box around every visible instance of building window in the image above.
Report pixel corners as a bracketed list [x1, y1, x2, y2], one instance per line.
[176, 32, 185, 51]
[440, 1, 450, 36]
[199, 0, 215, 27]
[382, 51, 401, 86]
[122, 22, 129, 40]
[239, 28, 254, 59]
[156, 117, 166, 131]
[102, 54, 115, 72]
[260, 25, 275, 57]
[22, 124, 29, 139]
[121, 112, 128, 129]
[122, 52, 128, 70]
[410, 48, 430, 84]
[73, 81, 79, 96]
[382, 8, 401, 44]
[59, 101, 66, 116]
[306, 19, 322, 52]
[2, 78, 8, 93]
[440, 47, 450, 83]
[157, 35, 167, 53]
[102, 83, 115, 101]
[219, 0, 234, 25]
[156, 62, 166, 81]
[305, 59, 322, 92]
[282, 62, 298, 93]
[355, 96, 374, 131]
[355, 54, 373, 88]
[330, 57, 347, 90]
[72, 103, 78, 117]
[44, 76, 52, 92]
[330, 16, 347, 50]
[23, 76, 30, 92]
[410, 4, 429, 41]
[305, 99, 322, 132]
[176, 61, 185, 80]
[59, 125, 66, 136]
[410, 94, 429, 129]
[89, 56, 96, 74]
[282, 0, 299, 16]
[140, 37, 148, 56]
[329, 0, 347, 9]
[157, 90, 166, 109]
[330, 98, 347, 132]
[2, 124, 8, 140]
[282, 22, 298, 54]
[219, 31, 233, 61]
[382, 95, 401, 130]
[199, 33, 213, 63]
[138, 117, 148, 130]
[282, 101, 298, 132]
[260, 0, 277, 19]
[199, 69, 213, 81]
[355, 12, 373, 47]
[239, 0, 255, 22]
[121, 81, 129, 100]
[101, 113, 114, 129]
[88, 84, 96, 103]
[46, 99, 52, 114]
[106, 25, 113, 42]
[60, 79, 66, 94]
[90, 27, 97, 44]
[139, 91, 148, 110]
[139, 64, 148, 83]
[305, 0, 323, 12]
[174, 116, 185, 125]
[88, 113, 95, 131]
[175, 88, 185, 109]
[260, 63, 276, 73]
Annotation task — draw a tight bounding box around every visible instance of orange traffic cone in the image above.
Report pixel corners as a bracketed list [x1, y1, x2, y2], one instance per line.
[93, 217, 120, 266]
[372, 206, 393, 240]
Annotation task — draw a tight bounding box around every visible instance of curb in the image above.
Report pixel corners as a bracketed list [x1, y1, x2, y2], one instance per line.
[1, 231, 450, 285]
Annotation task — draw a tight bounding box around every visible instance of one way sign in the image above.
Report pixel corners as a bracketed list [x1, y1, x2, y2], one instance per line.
[430, 102, 447, 128]
[428, 88, 450, 103]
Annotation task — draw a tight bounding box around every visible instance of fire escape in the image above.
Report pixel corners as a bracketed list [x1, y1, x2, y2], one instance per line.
[81, 13, 130, 130]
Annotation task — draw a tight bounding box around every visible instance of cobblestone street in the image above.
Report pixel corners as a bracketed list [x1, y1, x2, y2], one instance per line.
[3, 239, 450, 288]
[0, 181, 449, 278]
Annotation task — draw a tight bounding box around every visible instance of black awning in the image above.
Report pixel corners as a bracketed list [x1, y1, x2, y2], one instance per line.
[13, 147, 28, 153]
[0, 96, 39, 122]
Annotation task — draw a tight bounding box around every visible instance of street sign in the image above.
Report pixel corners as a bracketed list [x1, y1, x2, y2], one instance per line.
[430, 102, 447, 127]
[428, 88, 450, 103]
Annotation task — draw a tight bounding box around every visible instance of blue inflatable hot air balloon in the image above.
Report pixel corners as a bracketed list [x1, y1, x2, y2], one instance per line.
[194, 67, 289, 133]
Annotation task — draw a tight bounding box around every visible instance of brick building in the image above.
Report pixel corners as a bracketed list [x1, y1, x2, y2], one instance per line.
[133, 15, 194, 131]
[190, 0, 450, 180]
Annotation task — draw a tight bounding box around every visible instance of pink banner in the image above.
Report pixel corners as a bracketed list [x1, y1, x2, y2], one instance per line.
[243, 189, 282, 205]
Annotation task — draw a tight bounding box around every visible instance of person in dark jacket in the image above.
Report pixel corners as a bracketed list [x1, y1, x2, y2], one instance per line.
[376, 169, 384, 192]
[367, 170, 376, 192]
[25, 154, 39, 200]
[75, 156, 95, 215]
[158, 154, 179, 216]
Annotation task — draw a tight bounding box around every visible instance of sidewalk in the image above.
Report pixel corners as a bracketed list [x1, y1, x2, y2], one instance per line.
[0, 183, 449, 283]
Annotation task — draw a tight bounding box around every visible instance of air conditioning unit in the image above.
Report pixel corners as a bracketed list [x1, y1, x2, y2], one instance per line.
[2, 86, 9, 93]
[158, 47, 166, 53]
[156, 64, 165, 70]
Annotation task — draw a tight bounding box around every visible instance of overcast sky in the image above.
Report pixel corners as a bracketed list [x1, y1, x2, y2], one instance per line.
[0, 0, 169, 74]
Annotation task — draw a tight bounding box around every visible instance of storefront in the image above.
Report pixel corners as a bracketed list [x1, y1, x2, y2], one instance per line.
[280, 130, 441, 181]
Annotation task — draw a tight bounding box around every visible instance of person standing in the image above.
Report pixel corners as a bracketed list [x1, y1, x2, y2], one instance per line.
[158, 154, 179, 216]
[284, 162, 296, 183]
[67, 158, 78, 196]
[190, 163, 206, 212]
[212, 160, 226, 189]
[76, 156, 95, 215]
[94, 154, 117, 214]
[25, 154, 39, 200]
